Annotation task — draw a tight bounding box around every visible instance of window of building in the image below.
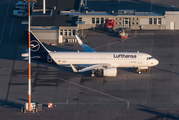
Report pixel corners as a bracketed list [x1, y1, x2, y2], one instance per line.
[64, 30, 67, 36]
[123, 18, 130, 28]
[133, 18, 135, 20]
[79, 17, 82, 22]
[158, 18, 161, 25]
[105, 18, 108, 23]
[119, 22, 121, 25]
[101, 18, 104, 24]
[60, 30, 63, 35]
[132, 22, 134, 25]
[73, 30, 76, 36]
[125, 18, 128, 24]
[136, 18, 138, 20]
[96, 18, 99, 24]
[149, 18, 152, 24]
[92, 18, 95, 24]
[68, 30, 71, 36]
[154, 18, 157, 24]
[136, 22, 138, 25]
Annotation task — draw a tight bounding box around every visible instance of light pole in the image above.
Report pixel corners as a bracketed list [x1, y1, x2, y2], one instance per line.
[23, 0, 35, 112]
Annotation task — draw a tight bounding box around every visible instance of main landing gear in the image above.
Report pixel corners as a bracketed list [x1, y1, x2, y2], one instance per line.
[91, 70, 95, 77]
[136, 68, 148, 74]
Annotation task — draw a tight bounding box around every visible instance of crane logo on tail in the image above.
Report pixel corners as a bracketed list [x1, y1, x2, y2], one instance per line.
[30, 40, 40, 52]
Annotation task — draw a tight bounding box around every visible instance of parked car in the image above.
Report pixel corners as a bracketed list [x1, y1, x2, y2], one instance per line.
[13, 10, 28, 17]
[15, 2, 33, 10]
[15, 2, 28, 10]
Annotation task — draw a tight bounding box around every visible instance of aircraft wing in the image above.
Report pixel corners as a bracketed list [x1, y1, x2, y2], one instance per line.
[23, 56, 41, 60]
[78, 63, 110, 72]
[75, 35, 96, 52]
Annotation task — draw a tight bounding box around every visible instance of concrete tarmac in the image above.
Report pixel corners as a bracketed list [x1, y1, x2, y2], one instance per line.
[2, 29, 179, 119]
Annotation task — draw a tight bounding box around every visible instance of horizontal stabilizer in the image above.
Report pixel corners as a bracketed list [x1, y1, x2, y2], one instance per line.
[21, 53, 28, 57]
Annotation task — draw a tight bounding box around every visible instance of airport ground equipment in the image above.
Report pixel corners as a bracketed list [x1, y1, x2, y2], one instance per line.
[37, 103, 43, 111]
[118, 28, 128, 39]
[21, 103, 43, 113]
[22, 102, 36, 113]
[48, 103, 53, 108]
[48, 103, 56, 108]
[107, 19, 114, 32]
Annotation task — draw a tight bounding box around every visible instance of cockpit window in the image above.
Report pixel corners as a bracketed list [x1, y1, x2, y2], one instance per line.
[147, 57, 153, 60]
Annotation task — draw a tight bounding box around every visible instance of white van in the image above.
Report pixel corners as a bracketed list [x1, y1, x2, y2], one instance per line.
[15, 2, 28, 10]
[17, 1, 26, 3]
[13, 10, 28, 17]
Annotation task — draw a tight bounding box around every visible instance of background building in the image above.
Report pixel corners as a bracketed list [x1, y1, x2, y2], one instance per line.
[30, 0, 80, 44]
[29, 0, 179, 44]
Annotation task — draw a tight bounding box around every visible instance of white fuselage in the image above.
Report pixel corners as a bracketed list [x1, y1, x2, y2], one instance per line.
[49, 52, 158, 68]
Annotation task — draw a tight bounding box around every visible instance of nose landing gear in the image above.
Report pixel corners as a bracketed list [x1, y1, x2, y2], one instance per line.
[137, 68, 141, 74]
[136, 68, 148, 74]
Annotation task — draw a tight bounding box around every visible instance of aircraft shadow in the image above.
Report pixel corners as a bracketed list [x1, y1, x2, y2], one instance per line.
[0, 99, 23, 110]
[136, 105, 179, 119]
[119, 68, 138, 74]
[152, 67, 179, 75]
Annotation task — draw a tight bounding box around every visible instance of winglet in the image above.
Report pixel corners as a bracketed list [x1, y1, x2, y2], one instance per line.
[70, 64, 78, 72]
[75, 35, 83, 45]
[75, 35, 96, 52]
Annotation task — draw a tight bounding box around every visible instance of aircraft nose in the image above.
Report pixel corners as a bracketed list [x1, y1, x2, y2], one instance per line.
[151, 59, 159, 66]
[154, 59, 159, 65]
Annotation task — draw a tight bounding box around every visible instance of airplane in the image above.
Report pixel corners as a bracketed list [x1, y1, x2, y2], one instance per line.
[22, 32, 159, 77]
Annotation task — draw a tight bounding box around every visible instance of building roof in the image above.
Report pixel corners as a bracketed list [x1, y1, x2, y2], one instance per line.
[61, 11, 164, 17]
[31, 0, 80, 26]
[87, 0, 179, 13]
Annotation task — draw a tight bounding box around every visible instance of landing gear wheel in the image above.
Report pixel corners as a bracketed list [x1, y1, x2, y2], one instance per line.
[138, 68, 141, 74]
[91, 73, 95, 77]
[91, 70, 95, 77]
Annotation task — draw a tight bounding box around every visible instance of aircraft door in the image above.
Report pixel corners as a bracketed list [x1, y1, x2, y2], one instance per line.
[137, 55, 142, 64]
[47, 54, 52, 63]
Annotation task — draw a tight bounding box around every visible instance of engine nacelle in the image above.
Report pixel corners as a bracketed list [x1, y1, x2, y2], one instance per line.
[103, 67, 117, 77]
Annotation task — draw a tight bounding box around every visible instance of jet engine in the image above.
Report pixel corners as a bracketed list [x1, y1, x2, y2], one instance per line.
[102, 67, 117, 77]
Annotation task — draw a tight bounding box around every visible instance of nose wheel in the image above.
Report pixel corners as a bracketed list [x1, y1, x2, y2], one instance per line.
[136, 68, 148, 74]
[138, 68, 141, 74]
[136, 68, 141, 74]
